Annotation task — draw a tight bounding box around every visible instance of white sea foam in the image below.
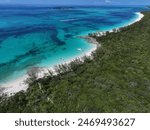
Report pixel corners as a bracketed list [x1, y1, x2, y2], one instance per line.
[0, 12, 144, 96]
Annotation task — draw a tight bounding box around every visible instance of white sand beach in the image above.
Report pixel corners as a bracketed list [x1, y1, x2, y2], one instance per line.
[1, 44, 97, 96]
[127, 12, 144, 26]
[0, 12, 144, 96]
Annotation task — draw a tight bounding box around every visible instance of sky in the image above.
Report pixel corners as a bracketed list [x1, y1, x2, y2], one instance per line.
[0, 0, 150, 6]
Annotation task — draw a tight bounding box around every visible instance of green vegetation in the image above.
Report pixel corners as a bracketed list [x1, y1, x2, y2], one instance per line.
[0, 11, 150, 113]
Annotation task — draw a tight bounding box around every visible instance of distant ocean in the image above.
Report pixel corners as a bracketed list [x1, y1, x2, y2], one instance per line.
[0, 5, 148, 86]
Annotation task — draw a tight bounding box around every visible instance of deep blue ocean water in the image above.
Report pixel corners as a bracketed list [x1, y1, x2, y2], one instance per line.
[0, 5, 148, 84]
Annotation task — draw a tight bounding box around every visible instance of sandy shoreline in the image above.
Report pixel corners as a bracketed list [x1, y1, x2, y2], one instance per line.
[128, 12, 144, 26]
[1, 75, 28, 95]
[1, 44, 97, 96]
[0, 12, 144, 96]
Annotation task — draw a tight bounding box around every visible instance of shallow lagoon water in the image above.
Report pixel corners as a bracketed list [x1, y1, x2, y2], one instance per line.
[0, 6, 148, 84]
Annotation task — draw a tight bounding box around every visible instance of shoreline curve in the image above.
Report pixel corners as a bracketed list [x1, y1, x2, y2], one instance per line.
[0, 12, 144, 96]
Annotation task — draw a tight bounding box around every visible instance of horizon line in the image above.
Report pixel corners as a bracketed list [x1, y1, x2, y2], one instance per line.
[0, 3, 148, 7]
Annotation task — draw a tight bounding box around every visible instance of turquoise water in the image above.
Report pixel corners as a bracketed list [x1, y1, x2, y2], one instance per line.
[0, 6, 148, 84]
